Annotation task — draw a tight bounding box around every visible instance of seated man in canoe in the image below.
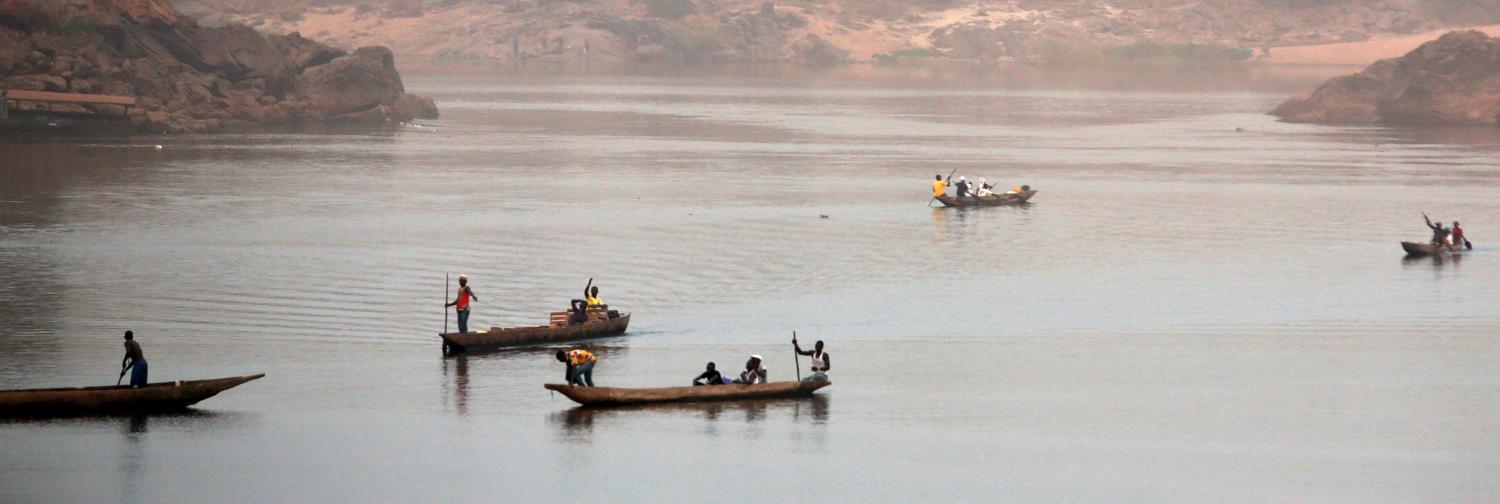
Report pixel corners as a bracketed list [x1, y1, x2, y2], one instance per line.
[692, 362, 728, 386]
[119, 330, 147, 388]
[1007, 184, 1031, 195]
[974, 178, 995, 197]
[793, 337, 830, 382]
[734, 355, 768, 384]
[556, 348, 598, 387]
[569, 279, 605, 324]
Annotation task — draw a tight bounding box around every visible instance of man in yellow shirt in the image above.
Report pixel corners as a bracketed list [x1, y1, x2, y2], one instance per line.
[556, 349, 598, 386]
[931, 174, 948, 197]
[586, 286, 603, 307]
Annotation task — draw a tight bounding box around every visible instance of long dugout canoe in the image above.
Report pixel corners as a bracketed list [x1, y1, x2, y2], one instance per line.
[441, 313, 630, 353]
[1401, 241, 1464, 256]
[935, 190, 1037, 207]
[0, 374, 264, 417]
[544, 380, 830, 407]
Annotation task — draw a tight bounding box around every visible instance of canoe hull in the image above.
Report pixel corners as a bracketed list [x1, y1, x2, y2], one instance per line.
[1402, 241, 1462, 256]
[936, 190, 1037, 207]
[0, 374, 264, 417]
[545, 380, 830, 407]
[441, 314, 630, 353]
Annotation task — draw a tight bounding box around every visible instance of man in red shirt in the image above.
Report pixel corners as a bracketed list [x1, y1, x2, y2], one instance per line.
[445, 274, 478, 333]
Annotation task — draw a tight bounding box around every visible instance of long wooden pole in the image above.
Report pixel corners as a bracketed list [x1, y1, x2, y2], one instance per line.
[793, 331, 801, 381]
[444, 272, 450, 334]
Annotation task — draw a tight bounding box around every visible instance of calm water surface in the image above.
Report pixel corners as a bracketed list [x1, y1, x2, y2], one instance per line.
[3, 64, 1500, 502]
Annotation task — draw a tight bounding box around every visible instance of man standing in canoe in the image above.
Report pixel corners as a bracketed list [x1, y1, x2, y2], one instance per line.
[556, 348, 597, 387]
[1424, 214, 1452, 248]
[446, 274, 478, 333]
[954, 176, 971, 198]
[793, 337, 830, 382]
[119, 330, 147, 388]
[932, 174, 948, 198]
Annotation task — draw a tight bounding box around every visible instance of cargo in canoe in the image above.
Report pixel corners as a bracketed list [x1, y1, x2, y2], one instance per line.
[1402, 241, 1464, 256]
[0, 374, 264, 417]
[544, 380, 830, 407]
[935, 190, 1037, 207]
[441, 306, 630, 354]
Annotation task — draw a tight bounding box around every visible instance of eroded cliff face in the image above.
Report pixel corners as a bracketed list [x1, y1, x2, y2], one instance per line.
[0, 0, 437, 133]
[1271, 30, 1500, 126]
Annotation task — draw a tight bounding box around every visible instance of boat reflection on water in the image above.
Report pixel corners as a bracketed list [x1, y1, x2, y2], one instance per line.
[550, 394, 830, 444]
[1401, 250, 1463, 270]
[442, 356, 471, 416]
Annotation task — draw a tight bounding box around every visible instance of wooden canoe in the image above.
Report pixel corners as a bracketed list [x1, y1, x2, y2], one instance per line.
[441, 310, 630, 353]
[544, 380, 830, 407]
[0, 374, 264, 417]
[1402, 241, 1463, 256]
[936, 190, 1037, 207]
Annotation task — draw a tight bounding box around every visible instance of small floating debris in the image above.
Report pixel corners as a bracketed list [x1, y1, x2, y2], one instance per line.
[819, 214, 830, 219]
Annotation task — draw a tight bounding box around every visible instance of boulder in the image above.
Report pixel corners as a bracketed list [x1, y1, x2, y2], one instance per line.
[1272, 30, 1500, 126]
[297, 46, 406, 119]
[391, 93, 439, 120]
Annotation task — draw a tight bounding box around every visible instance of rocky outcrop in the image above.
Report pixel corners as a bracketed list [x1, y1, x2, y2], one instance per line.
[0, 0, 437, 133]
[1271, 30, 1500, 126]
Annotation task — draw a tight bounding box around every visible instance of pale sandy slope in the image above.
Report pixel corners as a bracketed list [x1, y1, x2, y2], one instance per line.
[1264, 24, 1500, 66]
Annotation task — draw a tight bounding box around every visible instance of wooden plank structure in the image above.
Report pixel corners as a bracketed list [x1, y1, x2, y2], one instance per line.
[1, 89, 137, 120]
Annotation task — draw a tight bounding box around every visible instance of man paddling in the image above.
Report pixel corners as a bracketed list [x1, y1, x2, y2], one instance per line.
[556, 348, 597, 387]
[793, 337, 830, 382]
[1424, 214, 1452, 248]
[445, 274, 478, 333]
[119, 330, 147, 388]
[932, 174, 949, 198]
[954, 176, 971, 198]
[1453, 221, 1467, 249]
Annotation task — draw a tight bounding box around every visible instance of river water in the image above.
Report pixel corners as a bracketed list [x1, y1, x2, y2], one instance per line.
[2, 64, 1499, 502]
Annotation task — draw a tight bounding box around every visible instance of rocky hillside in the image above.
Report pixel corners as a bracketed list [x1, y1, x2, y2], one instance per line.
[1271, 30, 1500, 126]
[0, 0, 436, 133]
[171, 0, 1500, 66]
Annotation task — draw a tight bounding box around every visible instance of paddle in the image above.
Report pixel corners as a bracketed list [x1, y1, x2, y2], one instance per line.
[928, 168, 959, 207]
[444, 272, 450, 334]
[1465, 238, 1473, 250]
[117, 368, 126, 386]
[792, 331, 801, 382]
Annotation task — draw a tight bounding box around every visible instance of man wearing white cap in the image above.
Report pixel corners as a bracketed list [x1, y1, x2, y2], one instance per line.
[445, 274, 479, 333]
[954, 176, 970, 198]
[736, 355, 768, 384]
